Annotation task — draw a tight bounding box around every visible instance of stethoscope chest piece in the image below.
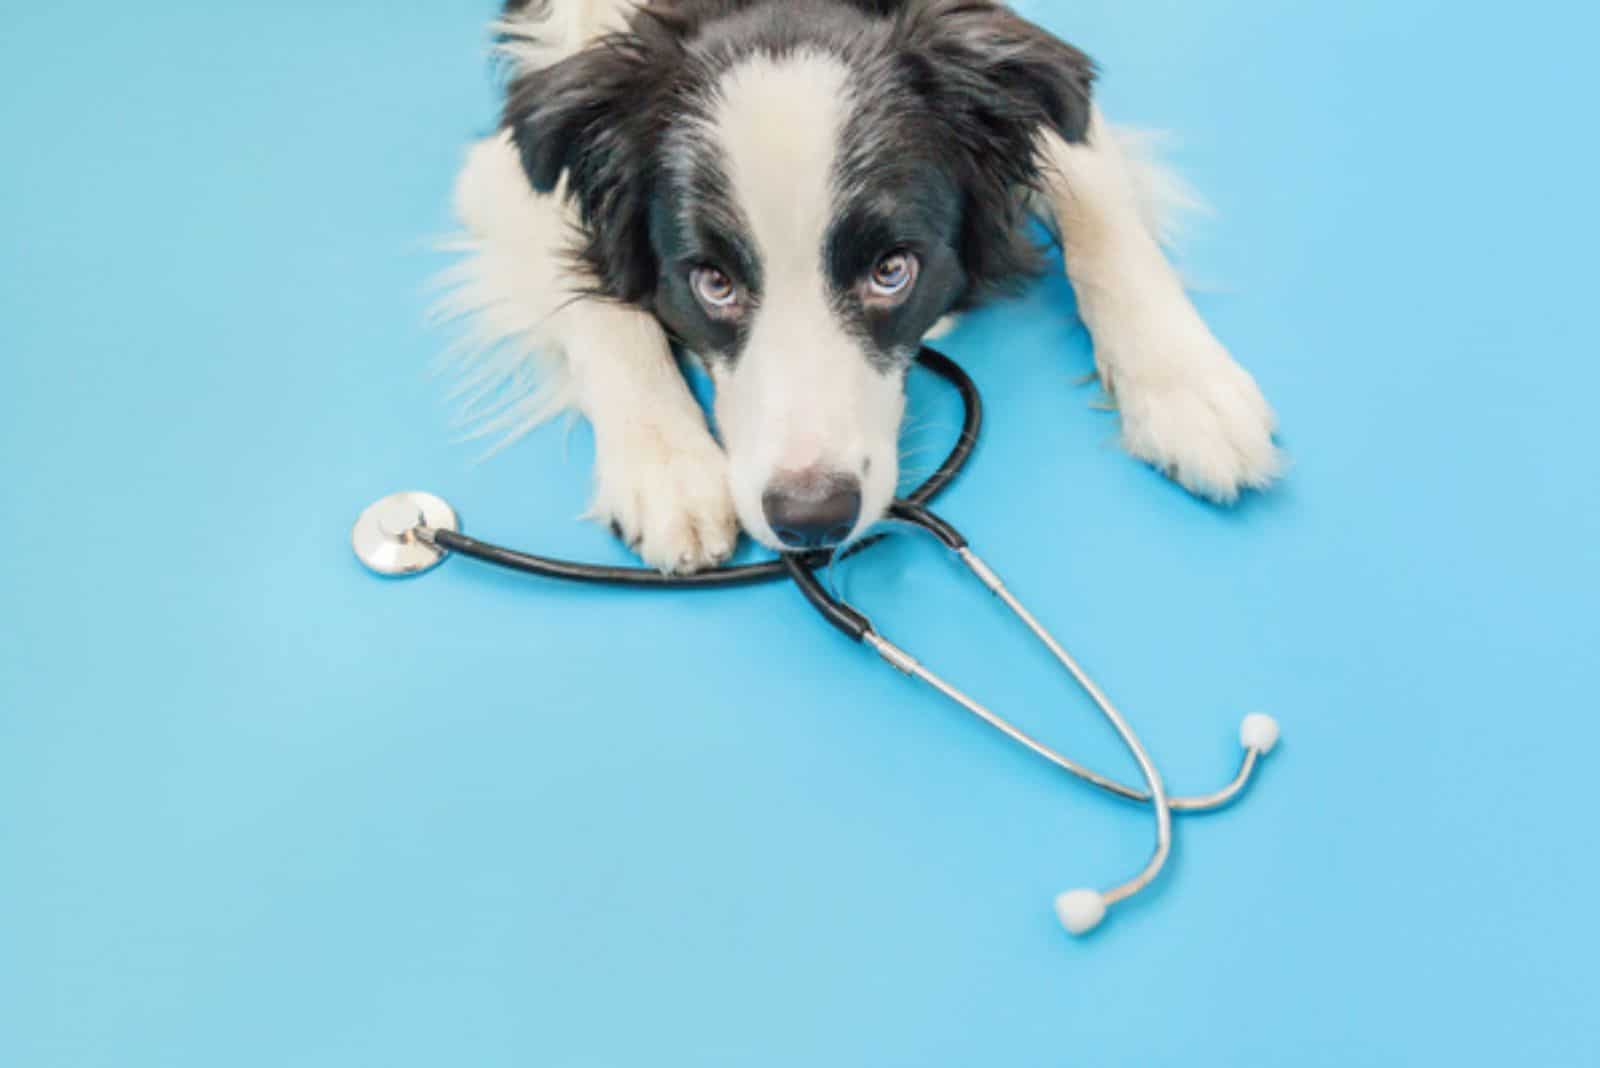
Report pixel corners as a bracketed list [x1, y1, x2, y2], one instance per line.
[352, 491, 458, 577]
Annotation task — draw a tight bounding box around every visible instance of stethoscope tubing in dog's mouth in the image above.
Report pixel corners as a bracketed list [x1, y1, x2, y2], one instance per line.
[352, 345, 1282, 937]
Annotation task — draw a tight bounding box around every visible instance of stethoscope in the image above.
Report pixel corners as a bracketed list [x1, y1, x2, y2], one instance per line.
[352, 347, 1281, 936]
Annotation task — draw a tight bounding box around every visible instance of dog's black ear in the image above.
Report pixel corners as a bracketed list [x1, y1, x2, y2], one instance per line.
[501, 18, 686, 301]
[894, 1, 1097, 303]
[896, 0, 1096, 149]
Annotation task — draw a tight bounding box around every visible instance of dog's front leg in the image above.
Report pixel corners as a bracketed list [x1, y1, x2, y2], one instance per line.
[452, 133, 737, 573]
[562, 298, 739, 573]
[1041, 110, 1283, 502]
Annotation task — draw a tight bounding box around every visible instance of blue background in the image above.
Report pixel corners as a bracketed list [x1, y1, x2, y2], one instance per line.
[3, 1, 1596, 1064]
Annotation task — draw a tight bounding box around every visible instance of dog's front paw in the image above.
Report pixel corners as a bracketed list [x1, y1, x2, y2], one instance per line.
[590, 424, 740, 574]
[1110, 333, 1283, 504]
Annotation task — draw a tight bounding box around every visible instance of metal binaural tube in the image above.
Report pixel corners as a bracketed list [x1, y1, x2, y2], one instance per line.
[864, 633, 1271, 814]
[956, 548, 1172, 906]
[856, 532, 1279, 933]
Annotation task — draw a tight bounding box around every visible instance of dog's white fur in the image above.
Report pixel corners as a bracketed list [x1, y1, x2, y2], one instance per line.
[701, 52, 906, 546]
[441, 0, 1281, 571]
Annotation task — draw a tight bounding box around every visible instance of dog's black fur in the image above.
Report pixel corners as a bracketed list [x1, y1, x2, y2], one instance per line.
[499, 0, 1097, 343]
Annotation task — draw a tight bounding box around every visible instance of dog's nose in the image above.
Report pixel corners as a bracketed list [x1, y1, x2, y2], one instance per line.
[762, 471, 863, 549]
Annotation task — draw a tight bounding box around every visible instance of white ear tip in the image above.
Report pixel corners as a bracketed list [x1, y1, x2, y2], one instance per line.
[1240, 713, 1281, 754]
[1055, 889, 1107, 936]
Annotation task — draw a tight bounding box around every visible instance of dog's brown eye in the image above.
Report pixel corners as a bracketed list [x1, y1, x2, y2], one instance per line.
[869, 251, 918, 299]
[691, 266, 739, 311]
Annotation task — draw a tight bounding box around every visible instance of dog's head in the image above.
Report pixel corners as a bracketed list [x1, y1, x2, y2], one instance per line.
[504, 0, 1094, 549]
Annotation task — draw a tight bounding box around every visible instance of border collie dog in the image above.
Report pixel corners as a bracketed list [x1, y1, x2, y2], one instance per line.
[446, 0, 1282, 572]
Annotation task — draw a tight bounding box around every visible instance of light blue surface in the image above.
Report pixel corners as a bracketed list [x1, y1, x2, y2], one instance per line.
[3, 1, 1597, 1064]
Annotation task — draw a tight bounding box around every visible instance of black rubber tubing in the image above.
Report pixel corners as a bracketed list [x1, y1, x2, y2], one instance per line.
[427, 345, 982, 589]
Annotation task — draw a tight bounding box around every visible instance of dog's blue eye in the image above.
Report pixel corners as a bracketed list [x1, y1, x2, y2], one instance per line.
[869, 251, 918, 298]
[692, 267, 739, 310]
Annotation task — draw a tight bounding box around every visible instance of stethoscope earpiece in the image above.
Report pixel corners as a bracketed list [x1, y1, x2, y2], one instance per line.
[1056, 890, 1109, 936]
[1241, 713, 1282, 755]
